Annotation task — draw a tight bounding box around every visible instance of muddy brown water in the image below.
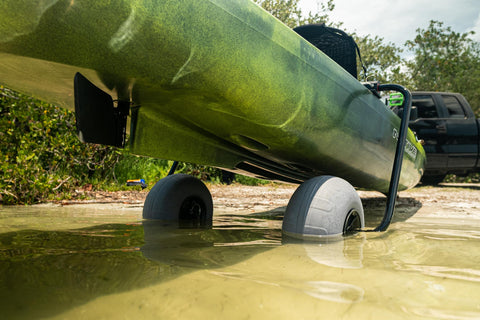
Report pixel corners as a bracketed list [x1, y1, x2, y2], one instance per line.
[0, 184, 479, 319]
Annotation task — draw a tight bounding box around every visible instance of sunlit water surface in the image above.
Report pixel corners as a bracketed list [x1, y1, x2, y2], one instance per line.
[1, 203, 479, 319]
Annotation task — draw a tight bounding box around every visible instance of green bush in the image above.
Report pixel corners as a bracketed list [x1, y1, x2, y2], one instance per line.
[0, 86, 123, 204]
[112, 155, 171, 188]
[0, 87, 271, 204]
[234, 174, 270, 186]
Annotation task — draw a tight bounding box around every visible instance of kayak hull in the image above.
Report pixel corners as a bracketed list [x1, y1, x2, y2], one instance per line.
[0, 0, 425, 192]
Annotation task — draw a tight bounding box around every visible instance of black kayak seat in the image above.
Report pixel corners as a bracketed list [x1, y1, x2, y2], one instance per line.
[294, 24, 365, 79]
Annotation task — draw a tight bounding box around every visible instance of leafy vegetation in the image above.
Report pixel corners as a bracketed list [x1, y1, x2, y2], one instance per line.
[0, 86, 121, 204]
[354, 35, 404, 83]
[254, 0, 336, 28]
[405, 21, 480, 114]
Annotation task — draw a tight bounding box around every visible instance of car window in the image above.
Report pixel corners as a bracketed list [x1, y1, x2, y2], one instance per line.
[412, 95, 438, 118]
[442, 95, 466, 118]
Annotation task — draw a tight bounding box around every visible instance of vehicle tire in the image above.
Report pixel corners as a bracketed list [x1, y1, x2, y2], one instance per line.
[143, 174, 213, 227]
[282, 176, 364, 240]
[421, 175, 445, 185]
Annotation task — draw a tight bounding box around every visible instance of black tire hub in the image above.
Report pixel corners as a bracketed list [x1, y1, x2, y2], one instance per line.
[179, 196, 206, 223]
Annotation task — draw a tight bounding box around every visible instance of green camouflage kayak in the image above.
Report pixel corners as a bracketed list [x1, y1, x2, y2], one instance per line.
[0, 0, 425, 192]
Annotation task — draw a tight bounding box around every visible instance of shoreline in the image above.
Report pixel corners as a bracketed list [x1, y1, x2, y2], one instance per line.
[19, 183, 480, 221]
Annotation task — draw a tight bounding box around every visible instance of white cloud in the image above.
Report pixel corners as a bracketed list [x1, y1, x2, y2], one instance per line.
[298, 0, 480, 46]
[469, 12, 480, 42]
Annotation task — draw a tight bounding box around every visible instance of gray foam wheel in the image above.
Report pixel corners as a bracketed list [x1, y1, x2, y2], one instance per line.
[282, 176, 364, 240]
[143, 174, 213, 227]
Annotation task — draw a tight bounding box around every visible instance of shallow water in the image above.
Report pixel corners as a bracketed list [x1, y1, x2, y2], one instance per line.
[1, 203, 480, 319]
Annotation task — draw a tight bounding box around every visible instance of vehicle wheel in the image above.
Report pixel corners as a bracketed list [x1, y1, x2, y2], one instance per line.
[421, 175, 445, 185]
[282, 176, 364, 240]
[143, 174, 213, 227]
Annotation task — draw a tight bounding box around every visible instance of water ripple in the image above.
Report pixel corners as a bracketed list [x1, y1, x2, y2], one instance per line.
[405, 306, 480, 320]
[304, 281, 364, 304]
[402, 264, 480, 282]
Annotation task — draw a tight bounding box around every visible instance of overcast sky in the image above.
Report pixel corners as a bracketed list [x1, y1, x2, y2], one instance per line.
[298, 0, 480, 47]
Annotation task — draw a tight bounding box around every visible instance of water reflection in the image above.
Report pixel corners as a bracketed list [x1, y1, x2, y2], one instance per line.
[0, 213, 282, 320]
[304, 281, 364, 303]
[141, 220, 280, 269]
[301, 235, 365, 269]
[0, 204, 479, 319]
[0, 223, 154, 320]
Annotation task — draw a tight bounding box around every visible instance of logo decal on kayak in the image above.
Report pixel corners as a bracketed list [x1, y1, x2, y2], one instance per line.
[393, 128, 417, 159]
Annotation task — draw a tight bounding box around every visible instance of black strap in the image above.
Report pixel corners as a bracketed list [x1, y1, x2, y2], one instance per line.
[326, 25, 368, 80]
[354, 40, 368, 81]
